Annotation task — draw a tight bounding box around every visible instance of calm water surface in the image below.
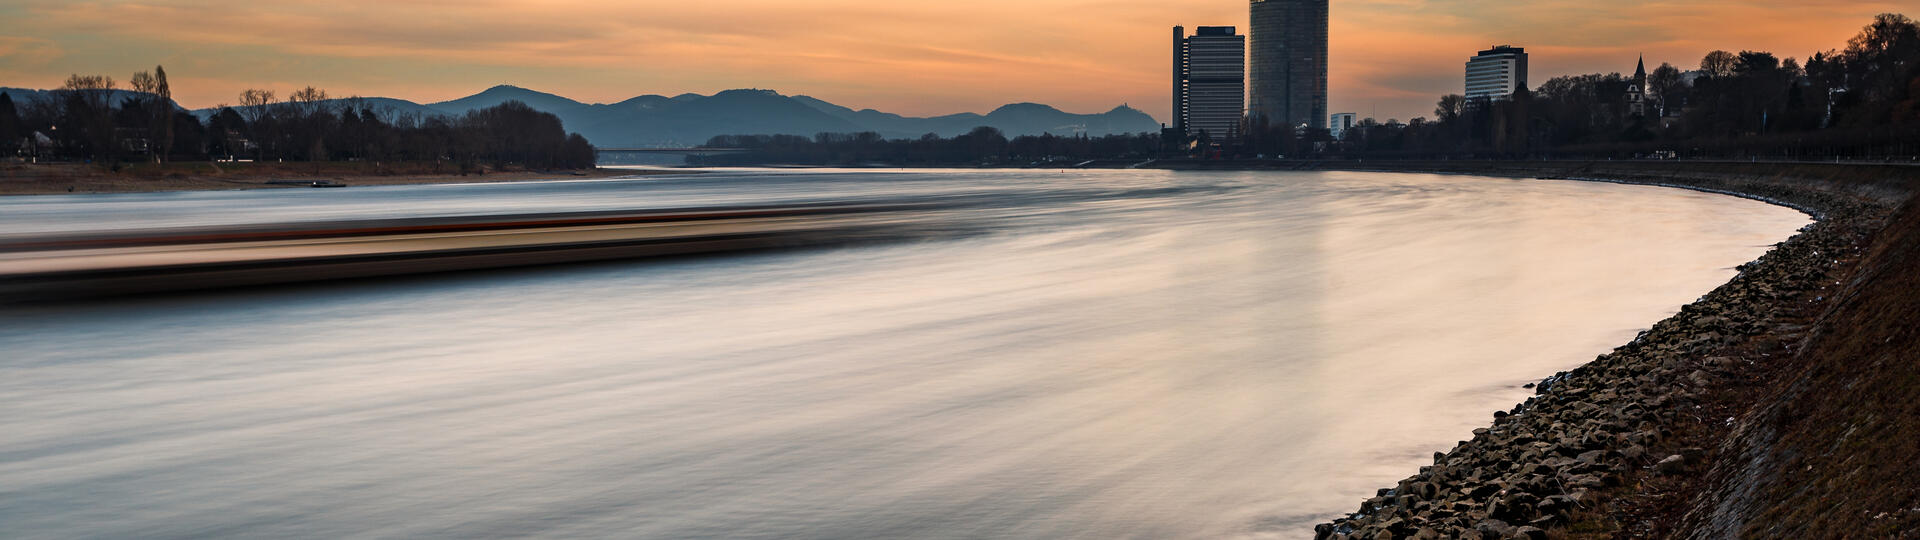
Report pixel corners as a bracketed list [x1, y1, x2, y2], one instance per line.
[0, 169, 1807, 538]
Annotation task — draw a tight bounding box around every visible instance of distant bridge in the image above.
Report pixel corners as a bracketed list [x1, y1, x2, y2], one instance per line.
[595, 147, 749, 154]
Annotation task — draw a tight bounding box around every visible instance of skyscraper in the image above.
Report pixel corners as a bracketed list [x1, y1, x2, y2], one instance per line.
[1248, 0, 1328, 130]
[1465, 46, 1528, 101]
[1173, 25, 1247, 143]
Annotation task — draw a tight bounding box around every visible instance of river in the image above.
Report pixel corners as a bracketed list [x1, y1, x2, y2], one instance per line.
[0, 168, 1807, 538]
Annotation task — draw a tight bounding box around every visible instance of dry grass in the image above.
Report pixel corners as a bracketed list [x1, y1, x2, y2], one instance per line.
[1735, 196, 1920, 537]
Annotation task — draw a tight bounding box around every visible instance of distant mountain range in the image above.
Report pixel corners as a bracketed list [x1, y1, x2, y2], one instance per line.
[3, 83, 1160, 147]
[0, 87, 185, 111]
[416, 86, 1159, 147]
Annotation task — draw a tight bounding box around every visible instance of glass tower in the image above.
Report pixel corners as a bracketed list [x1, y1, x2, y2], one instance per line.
[1248, 0, 1328, 130]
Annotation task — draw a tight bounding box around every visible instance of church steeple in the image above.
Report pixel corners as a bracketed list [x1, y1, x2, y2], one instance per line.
[1628, 54, 1649, 118]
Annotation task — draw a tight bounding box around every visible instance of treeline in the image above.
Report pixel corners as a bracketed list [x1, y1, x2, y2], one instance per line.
[1332, 13, 1920, 160]
[688, 127, 1161, 166]
[0, 68, 595, 170]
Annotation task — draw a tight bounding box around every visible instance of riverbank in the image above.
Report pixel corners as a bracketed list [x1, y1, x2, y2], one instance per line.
[0, 162, 649, 195]
[1252, 161, 1920, 538]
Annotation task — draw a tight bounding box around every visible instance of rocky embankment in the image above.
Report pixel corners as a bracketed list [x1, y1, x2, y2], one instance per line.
[1299, 162, 1919, 539]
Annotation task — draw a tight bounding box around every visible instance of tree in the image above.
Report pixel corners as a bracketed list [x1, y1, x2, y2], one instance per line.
[1733, 51, 1780, 75]
[563, 133, 596, 168]
[1847, 13, 1920, 59]
[204, 107, 246, 158]
[152, 66, 173, 162]
[287, 86, 329, 116]
[1701, 50, 1737, 78]
[237, 88, 274, 126]
[58, 74, 119, 160]
[0, 92, 20, 156]
[1434, 94, 1466, 123]
[237, 89, 275, 158]
[1842, 13, 1920, 105]
[129, 71, 156, 94]
[1648, 62, 1685, 117]
[284, 86, 333, 160]
[954, 126, 1007, 162]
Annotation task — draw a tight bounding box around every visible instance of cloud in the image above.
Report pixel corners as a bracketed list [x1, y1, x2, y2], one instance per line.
[0, 0, 1907, 121]
[0, 36, 63, 66]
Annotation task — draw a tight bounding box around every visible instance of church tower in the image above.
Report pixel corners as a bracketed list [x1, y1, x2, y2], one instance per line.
[1627, 56, 1648, 118]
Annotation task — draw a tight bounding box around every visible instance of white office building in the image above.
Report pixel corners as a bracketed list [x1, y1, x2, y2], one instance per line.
[1329, 112, 1356, 139]
[1465, 46, 1528, 101]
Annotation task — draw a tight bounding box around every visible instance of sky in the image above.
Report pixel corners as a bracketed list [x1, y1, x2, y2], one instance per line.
[0, 0, 1906, 123]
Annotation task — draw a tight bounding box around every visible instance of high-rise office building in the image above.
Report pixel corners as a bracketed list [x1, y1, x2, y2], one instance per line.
[1173, 25, 1247, 142]
[1329, 112, 1356, 139]
[1248, 0, 1328, 130]
[1465, 46, 1528, 101]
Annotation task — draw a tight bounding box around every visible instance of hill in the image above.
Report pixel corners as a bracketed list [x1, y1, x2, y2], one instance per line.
[7, 82, 1161, 147]
[426, 85, 587, 116]
[188, 96, 443, 122]
[439, 87, 1160, 147]
[0, 87, 183, 111]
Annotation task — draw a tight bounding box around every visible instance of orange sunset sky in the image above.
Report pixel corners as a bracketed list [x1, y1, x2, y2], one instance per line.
[0, 1, 1907, 123]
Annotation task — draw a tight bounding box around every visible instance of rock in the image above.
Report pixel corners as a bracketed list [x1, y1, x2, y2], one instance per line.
[1655, 454, 1687, 475]
[1688, 369, 1714, 387]
[1622, 444, 1647, 462]
[1473, 519, 1514, 539]
[1575, 450, 1605, 467]
[1303, 183, 1885, 537]
[1465, 483, 1501, 499]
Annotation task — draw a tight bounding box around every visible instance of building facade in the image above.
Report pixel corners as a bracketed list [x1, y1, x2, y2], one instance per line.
[1329, 112, 1356, 139]
[1248, 0, 1328, 130]
[1173, 25, 1247, 143]
[1465, 46, 1528, 101]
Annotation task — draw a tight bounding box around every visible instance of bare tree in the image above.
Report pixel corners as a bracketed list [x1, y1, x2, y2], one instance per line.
[130, 71, 156, 94]
[58, 74, 118, 160]
[288, 86, 329, 117]
[237, 88, 275, 130]
[1700, 50, 1737, 78]
[62, 74, 115, 92]
[236, 89, 275, 158]
[126, 70, 160, 160]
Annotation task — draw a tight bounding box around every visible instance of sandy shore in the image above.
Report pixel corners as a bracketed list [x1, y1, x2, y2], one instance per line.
[0, 162, 678, 196]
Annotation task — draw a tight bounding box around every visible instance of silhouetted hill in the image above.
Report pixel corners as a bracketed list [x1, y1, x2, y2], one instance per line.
[187, 96, 443, 121]
[790, 95, 1159, 140]
[430, 86, 1159, 147]
[5, 83, 1162, 147]
[0, 87, 184, 111]
[565, 89, 864, 147]
[426, 85, 586, 116]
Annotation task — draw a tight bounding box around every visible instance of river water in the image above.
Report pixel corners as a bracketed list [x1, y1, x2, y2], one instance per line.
[0, 169, 1806, 538]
